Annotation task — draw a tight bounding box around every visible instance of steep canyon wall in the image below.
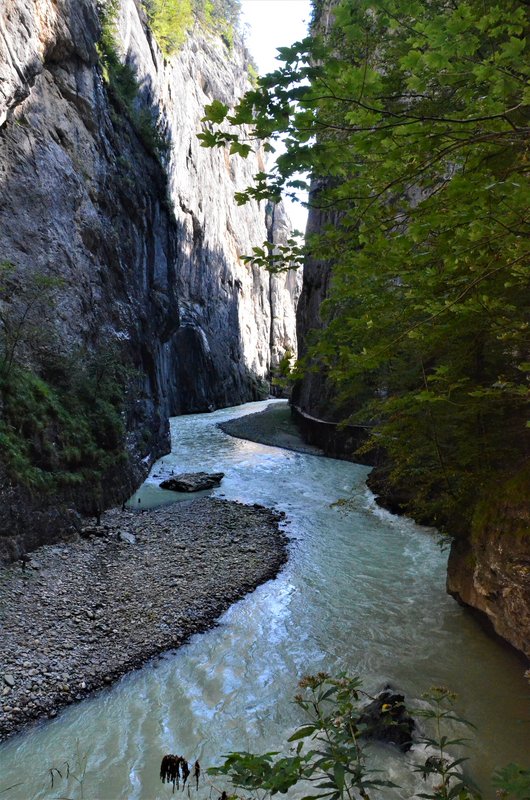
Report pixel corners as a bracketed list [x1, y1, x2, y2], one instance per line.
[114, 2, 300, 411]
[0, 0, 300, 560]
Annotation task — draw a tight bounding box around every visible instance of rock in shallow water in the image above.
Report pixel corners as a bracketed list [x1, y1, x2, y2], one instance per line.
[160, 472, 225, 493]
[358, 690, 415, 752]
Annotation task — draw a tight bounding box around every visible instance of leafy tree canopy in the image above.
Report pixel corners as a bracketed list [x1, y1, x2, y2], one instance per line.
[142, 0, 241, 56]
[201, 0, 530, 533]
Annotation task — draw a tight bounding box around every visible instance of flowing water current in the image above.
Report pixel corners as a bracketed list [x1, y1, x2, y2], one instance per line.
[0, 401, 528, 799]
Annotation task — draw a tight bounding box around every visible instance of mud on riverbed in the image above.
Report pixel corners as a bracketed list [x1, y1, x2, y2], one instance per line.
[0, 498, 288, 741]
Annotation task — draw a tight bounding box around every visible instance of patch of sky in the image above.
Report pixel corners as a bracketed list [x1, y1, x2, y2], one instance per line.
[241, 0, 311, 234]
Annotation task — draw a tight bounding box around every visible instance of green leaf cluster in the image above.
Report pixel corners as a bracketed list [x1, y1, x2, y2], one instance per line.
[142, 0, 194, 55]
[492, 764, 530, 800]
[0, 264, 131, 508]
[0, 351, 129, 507]
[209, 674, 529, 799]
[210, 674, 399, 799]
[242, 232, 305, 274]
[201, 0, 530, 535]
[142, 0, 241, 57]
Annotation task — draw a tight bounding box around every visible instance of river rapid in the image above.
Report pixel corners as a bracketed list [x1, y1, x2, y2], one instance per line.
[0, 400, 527, 799]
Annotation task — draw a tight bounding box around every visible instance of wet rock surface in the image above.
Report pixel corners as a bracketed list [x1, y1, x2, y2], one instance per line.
[359, 690, 415, 752]
[159, 472, 224, 492]
[0, 498, 288, 742]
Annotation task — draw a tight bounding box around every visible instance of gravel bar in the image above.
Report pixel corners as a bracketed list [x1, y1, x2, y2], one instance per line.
[219, 402, 323, 456]
[0, 498, 288, 741]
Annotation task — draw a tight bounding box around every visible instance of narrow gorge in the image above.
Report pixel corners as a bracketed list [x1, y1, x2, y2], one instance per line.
[0, 0, 299, 561]
[0, 0, 529, 797]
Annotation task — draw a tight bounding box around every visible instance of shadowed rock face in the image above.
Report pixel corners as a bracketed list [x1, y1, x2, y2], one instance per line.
[0, 0, 300, 559]
[359, 690, 415, 753]
[447, 472, 530, 660]
[113, 0, 301, 414]
[0, 0, 179, 560]
[292, 181, 341, 421]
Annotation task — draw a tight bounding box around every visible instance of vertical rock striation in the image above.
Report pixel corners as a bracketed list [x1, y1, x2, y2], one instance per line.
[0, 0, 300, 560]
[115, 1, 300, 412]
[292, 182, 341, 421]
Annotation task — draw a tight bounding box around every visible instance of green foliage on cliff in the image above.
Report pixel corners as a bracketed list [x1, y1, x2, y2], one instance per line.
[143, 0, 194, 55]
[142, 0, 241, 56]
[97, 0, 168, 157]
[0, 356, 127, 498]
[0, 263, 129, 507]
[201, 0, 530, 536]
[194, 0, 241, 50]
[470, 464, 530, 542]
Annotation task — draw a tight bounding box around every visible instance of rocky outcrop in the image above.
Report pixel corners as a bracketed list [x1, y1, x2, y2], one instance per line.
[266, 202, 301, 369]
[290, 181, 374, 462]
[0, 0, 300, 560]
[447, 469, 530, 659]
[359, 690, 415, 752]
[159, 472, 224, 492]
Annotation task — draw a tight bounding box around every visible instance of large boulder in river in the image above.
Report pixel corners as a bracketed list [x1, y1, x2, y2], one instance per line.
[358, 690, 414, 752]
[159, 472, 225, 493]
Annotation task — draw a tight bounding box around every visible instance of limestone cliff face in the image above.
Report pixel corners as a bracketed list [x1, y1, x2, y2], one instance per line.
[115, 1, 300, 412]
[0, 0, 178, 556]
[0, 0, 299, 560]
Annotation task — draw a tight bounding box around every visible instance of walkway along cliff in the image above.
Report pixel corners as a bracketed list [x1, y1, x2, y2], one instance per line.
[0, 0, 300, 562]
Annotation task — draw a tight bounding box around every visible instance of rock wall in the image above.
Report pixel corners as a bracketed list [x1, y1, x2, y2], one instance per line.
[0, 0, 300, 560]
[447, 470, 530, 660]
[0, 0, 179, 562]
[115, 1, 300, 412]
[292, 180, 342, 421]
[1, 0, 180, 431]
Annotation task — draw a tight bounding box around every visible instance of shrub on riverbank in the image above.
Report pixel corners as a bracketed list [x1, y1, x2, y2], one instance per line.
[0, 356, 127, 498]
[208, 675, 530, 800]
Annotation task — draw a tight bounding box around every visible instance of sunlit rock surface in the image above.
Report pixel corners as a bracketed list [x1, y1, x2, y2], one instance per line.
[116, 1, 300, 412]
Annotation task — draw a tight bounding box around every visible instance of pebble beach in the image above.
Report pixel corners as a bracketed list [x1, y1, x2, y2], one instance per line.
[0, 498, 288, 741]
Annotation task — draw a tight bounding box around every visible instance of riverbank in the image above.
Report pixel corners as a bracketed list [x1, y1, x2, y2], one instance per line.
[0, 498, 288, 742]
[224, 403, 530, 661]
[218, 401, 324, 456]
